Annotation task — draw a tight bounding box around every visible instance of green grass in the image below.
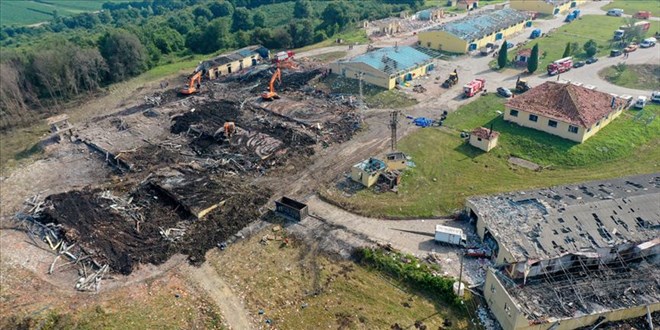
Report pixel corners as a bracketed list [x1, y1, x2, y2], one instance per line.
[321, 94, 660, 217]
[602, 0, 660, 17]
[0, 0, 129, 26]
[513, 15, 660, 70]
[308, 51, 348, 62]
[318, 74, 418, 109]
[294, 28, 369, 53]
[599, 64, 660, 90]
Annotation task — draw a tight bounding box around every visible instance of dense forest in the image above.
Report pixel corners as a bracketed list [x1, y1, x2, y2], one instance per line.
[0, 0, 424, 131]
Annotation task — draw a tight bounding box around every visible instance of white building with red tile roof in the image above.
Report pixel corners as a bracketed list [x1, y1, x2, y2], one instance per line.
[504, 81, 627, 143]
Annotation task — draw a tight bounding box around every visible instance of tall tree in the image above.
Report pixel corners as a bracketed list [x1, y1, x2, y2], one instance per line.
[231, 7, 253, 31]
[583, 39, 598, 57]
[294, 0, 313, 19]
[253, 10, 266, 28]
[497, 41, 508, 69]
[209, 1, 234, 17]
[562, 42, 571, 58]
[527, 44, 539, 73]
[98, 30, 148, 82]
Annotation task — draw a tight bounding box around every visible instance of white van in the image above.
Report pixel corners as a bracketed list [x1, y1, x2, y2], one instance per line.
[607, 8, 624, 17]
[634, 96, 647, 109]
[651, 91, 660, 103]
[640, 37, 657, 48]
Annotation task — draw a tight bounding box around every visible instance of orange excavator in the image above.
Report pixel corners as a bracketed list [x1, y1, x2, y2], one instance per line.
[179, 71, 202, 95]
[223, 122, 235, 139]
[261, 68, 282, 101]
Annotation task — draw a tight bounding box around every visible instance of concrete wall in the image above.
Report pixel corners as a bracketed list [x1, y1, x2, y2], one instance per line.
[503, 105, 624, 143]
[467, 200, 517, 264]
[469, 135, 498, 152]
[418, 20, 527, 53]
[510, 0, 575, 15]
[485, 268, 660, 330]
[207, 54, 262, 79]
[329, 61, 432, 90]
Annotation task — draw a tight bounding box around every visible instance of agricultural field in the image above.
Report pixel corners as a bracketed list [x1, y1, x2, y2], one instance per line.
[602, 0, 660, 17]
[599, 64, 660, 90]
[513, 15, 660, 68]
[322, 94, 660, 217]
[209, 227, 471, 329]
[0, 0, 127, 26]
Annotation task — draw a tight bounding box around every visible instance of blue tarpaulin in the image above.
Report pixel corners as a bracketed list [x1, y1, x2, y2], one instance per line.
[413, 117, 433, 127]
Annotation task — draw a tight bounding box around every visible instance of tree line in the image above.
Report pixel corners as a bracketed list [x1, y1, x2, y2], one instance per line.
[0, 0, 424, 131]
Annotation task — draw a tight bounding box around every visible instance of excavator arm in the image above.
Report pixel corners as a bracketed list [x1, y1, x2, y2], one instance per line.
[179, 71, 202, 95]
[261, 68, 282, 100]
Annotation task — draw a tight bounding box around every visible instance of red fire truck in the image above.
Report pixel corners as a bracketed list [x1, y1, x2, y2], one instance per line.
[547, 57, 573, 76]
[463, 78, 486, 98]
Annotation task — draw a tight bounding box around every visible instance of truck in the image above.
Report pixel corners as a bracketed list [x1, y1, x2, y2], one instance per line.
[463, 78, 485, 98]
[434, 225, 467, 247]
[613, 29, 625, 41]
[633, 11, 651, 19]
[565, 9, 580, 22]
[547, 57, 572, 76]
[272, 50, 295, 63]
[616, 21, 651, 40]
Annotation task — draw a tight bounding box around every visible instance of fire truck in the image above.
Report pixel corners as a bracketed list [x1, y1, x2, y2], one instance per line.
[463, 78, 486, 98]
[547, 57, 573, 76]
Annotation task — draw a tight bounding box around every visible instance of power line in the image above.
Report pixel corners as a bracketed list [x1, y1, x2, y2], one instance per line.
[390, 111, 399, 151]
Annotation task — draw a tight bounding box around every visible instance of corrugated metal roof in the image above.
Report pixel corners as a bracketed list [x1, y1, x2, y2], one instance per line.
[346, 46, 432, 75]
[427, 8, 528, 41]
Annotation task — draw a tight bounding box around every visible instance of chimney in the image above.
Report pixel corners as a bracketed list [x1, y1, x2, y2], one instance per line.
[489, 123, 494, 138]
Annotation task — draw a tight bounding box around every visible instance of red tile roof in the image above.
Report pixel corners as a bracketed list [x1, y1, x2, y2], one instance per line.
[471, 127, 499, 140]
[516, 48, 532, 57]
[506, 82, 627, 127]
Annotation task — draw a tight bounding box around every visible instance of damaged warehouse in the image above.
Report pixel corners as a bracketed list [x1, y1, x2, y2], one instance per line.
[465, 174, 660, 329]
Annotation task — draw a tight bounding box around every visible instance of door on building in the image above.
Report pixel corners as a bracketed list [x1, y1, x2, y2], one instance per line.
[554, 8, 560, 15]
[570, 1, 577, 8]
[405, 73, 413, 81]
[252, 58, 257, 66]
[469, 43, 477, 51]
[495, 33, 503, 40]
[228, 65, 232, 73]
[239, 62, 244, 70]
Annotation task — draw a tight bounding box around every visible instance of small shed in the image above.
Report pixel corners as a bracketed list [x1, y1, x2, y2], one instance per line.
[275, 196, 309, 221]
[351, 158, 387, 187]
[457, 0, 479, 10]
[385, 152, 408, 171]
[469, 127, 499, 152]
[514, 48, 533, 65]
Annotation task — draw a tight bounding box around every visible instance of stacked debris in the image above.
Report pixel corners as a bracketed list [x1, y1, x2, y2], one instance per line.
[34, 169, 271, 275]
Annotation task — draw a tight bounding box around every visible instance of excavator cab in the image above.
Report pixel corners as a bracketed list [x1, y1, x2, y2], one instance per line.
[224, 122, 235, 139]
[442, 69, 459, 88]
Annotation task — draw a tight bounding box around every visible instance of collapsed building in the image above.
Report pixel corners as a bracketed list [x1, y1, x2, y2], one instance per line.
[465, 174, 660, 329]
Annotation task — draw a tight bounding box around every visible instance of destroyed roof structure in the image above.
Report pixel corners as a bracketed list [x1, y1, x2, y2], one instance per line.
[470, 127, 499, 140]
[466, 173, 660, 264]
[427, 8, 528, 42]
[348, 46, 432, 75]
[197, 45, 269, 72]
[506, 81, 628, 128]
[485, 247, 660, 330]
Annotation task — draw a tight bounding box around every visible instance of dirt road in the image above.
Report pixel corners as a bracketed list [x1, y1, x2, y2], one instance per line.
[186, 262, 253, 330]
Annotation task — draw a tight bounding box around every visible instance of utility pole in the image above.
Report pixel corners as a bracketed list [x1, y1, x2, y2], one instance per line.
[355, 72, 364, 110]
[389, 111, 399, 151]
[457, 251, 465, 298]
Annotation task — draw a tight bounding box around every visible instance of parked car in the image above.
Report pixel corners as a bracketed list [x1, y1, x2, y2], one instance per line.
[634, 96, 647, 109]
[497, 87, 512, 98]
[573, 61, 586, 68]
[610, 49, 622, 57]
[530, 28, 542, 39]
[633, 11, 651, 19]
[625, 43, 638, 52]
[585, 57, 598, 64]
[505, 41, 514, 49]
[640, 37, 657, 48]
[606, 8, 623, 17]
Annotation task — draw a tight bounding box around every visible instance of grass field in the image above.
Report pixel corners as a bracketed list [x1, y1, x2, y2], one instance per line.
[599, 64, 660, 90]
[602, 0, 660, 17]
[513, 15, 660, 69]
[0, 0, 128, 26]
[211, 228, 470, 329]
[294, 28, 369, 53]
[322, 94, 660, 217]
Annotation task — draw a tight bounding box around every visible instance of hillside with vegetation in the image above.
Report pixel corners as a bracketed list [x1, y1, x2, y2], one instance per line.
[0, 0, 424, 131]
